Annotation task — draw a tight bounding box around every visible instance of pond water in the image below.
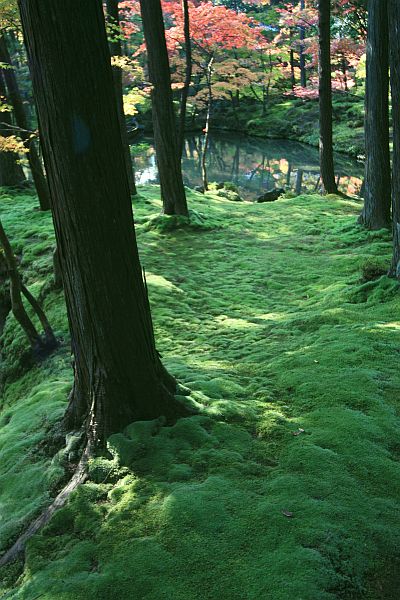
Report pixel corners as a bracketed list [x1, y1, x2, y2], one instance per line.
[133, 133, 364, 200]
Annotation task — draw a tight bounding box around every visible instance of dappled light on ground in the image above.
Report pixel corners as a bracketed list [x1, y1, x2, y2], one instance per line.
[1, 186, 400, 599]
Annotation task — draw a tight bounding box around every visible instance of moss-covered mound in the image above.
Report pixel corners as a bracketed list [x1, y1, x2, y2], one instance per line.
[1, 185, 400, 599]
[207, 94, 365, 159]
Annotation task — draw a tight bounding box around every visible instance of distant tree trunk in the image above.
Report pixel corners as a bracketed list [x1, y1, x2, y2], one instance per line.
[290, 48, 296, 90]
[289, 30, 296, 91]
[0, 34, 51, 210]
[19, 0, 190, 446]
[318, 0, 337, 194]
[389, 0, 400, 276]
[286, 162, 292, 187]
[105, 0, 136, 196]
[139, 0, 188, 216]
[359, 0, 391, 229]
[299, 0, 307, 88]
[201, 56, 214, 192]
[228, 90, 240, 129]
[341, 55, 348, 92]
[295, 169, 303, 195]
[0, 218, 57, 351]
[177, 0, 192, 158]
[0, 74, 26, 187]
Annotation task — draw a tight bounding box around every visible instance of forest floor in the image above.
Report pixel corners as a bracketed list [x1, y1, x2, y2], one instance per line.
[1, 186, 400, 599]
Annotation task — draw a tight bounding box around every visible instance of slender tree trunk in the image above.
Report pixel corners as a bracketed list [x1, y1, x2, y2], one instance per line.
[286, 162, 292, 187]
[105, 0, 137, 196]
[228, 90, 240, 129]
[318, 0, 337, 194]
[0, 218, 56, 351]
[139, 0, 188, 216]
[359, 0, 391, 229]
[19, 0, 190, 446]
[177, 0, 192, 158]
[0, 35, 50, 210]
[295, 169, 303, 195]
[289, 30, 296, 91]
[389, 0, 400, 276]
[299, 0, 306, 88]
[0, 74, 26, 187]
[341, 55, 348, 92]
[201, 56, 214, 192]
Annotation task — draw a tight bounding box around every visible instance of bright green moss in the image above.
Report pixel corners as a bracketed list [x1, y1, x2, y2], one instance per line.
[1, 186, 400, 598]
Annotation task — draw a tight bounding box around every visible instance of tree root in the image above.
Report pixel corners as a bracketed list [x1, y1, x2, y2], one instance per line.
[0, 439, 93, 567]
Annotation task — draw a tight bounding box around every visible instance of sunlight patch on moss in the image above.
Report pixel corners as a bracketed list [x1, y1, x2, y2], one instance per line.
[1, 187, 400, 599]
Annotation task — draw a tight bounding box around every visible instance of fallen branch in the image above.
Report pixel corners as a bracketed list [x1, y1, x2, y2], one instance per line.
[0, 121, 36, 136]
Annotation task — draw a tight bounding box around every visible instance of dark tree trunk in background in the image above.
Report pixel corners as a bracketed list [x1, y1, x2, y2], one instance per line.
[0, 74, 25, 187]
[341, 55, 348, 91]
[105, 0, 136, 196]
[295, 169, 304, 195]
[177, 0, 192, 158]
[389, 0, 400, 276]
[299, 0, 306, 88]
[19, 0, 189, 446]
[0, 34, 51, 210]
[359, 0, 391, 229]
[318, 0, 337, 194]
[289, 27, 295, 90]
[139, 0, 188, 216]
[289, 46, 296, 90]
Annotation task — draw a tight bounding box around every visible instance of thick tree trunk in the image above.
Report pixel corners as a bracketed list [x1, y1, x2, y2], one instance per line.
[105, 0, 137, 196]
[0, 34, 50, 209]
[139, 0, 188, 216]
[389, 0, 400, 276]
[177, 0, 192, 158]
[359, 0, 391, 229]
[318, 0, 337, 194]
[19, 0, 189, 446]
[0, 74, 26, 187]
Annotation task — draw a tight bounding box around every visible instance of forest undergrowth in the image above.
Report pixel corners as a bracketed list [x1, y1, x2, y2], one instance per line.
[1, 186, 400, 599]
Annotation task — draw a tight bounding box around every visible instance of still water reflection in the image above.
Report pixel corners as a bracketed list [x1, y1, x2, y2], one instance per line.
[134, 133, 364, 200]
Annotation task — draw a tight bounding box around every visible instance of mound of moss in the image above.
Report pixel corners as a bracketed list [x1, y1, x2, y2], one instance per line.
[210, 95, 365, 158]
[1, 186, 400, 599]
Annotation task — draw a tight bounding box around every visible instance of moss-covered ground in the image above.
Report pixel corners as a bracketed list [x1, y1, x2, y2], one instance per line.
[1, 185, 400, 599]
[209, 94, 365, 159]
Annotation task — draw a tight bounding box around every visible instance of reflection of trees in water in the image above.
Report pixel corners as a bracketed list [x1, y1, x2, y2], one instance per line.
[136, 133, 363, 198]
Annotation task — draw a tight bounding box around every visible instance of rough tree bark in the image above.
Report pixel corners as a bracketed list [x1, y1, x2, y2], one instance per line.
[389, 0, 400, 276]
[318, 0, 337, 194]
[0, 73, 26, 187]
[139, 0, 189, 216]
[19, 0, 190, 447]
[359, 0, 391, 229]
[177, 0, 192, 158]
[105, 0, 137, 196]
[0, 34, 51, 210]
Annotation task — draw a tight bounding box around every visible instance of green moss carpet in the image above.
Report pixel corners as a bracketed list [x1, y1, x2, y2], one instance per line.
[1, 186, 400, 599]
